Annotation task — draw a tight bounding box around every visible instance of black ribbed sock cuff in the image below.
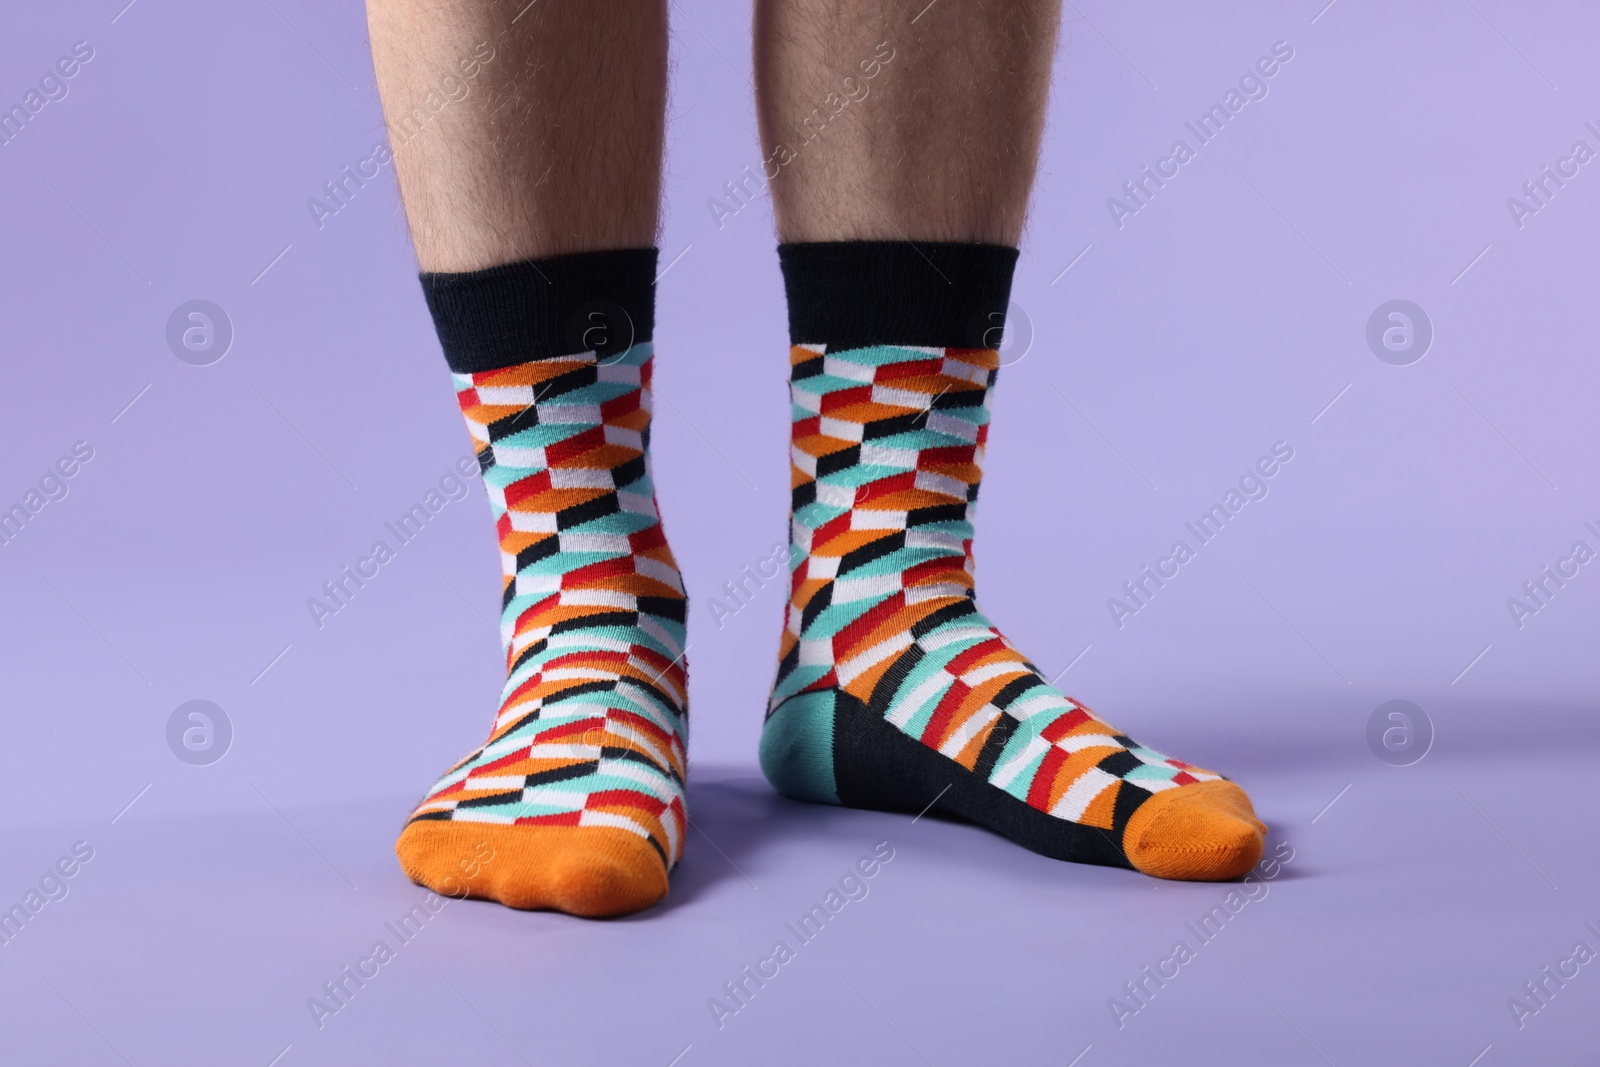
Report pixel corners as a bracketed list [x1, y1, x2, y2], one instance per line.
[420, 248, 657, 374]
[777, 240, 1019, 350]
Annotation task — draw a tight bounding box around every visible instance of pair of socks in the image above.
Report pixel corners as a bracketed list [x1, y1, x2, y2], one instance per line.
[395, 242, 1265, 917]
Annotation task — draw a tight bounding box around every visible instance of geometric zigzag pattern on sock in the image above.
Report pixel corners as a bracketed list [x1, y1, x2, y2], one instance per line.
[405, 342, 689, 868]
[771, 342, 1218, 834]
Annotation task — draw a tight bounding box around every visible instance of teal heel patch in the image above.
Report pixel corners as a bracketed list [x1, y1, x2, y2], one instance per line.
[759, 690, 839, 804]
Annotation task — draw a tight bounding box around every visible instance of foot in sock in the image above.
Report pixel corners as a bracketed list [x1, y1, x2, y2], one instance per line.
[759, 241, 1266, 881]
[396, 251, 689, 917]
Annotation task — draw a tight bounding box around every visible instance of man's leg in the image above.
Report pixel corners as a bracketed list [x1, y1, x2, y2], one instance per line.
[754, 0, 1051, 245]
[755, 0, 1268, 880]
[369, 0, 665, 268]
[370, 1, 689, 917]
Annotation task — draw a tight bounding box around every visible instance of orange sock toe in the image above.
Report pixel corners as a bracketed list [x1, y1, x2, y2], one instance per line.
[396, 822, 669, 918]
[1122, 780, 1267, 881]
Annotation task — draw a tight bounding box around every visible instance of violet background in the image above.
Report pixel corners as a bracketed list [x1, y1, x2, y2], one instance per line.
[1, 1, 1597, 1064]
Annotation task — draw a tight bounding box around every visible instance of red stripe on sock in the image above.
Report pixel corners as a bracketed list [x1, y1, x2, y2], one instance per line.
[546, 648, 630, 669]
[502, 470, 553, 509]
[545, 426, 606, 466]
[630, 524, 667, 553]
[810, 510, 855, 552]
[820, 385, 873, 413]
[920, 680, 972, 746]
[472, 744, 539, 773]
[512, 593, 562, 633]
[501, 671, 551, 708]
[873, 359, 944, 382]
[853, 471, 917, 505]
[918, 445, 977, 470]
[790, 556, 810, 592]
[514, 812, 582, 826]
[941, 636, 1007, 679]
[802, 669, 838, 693]
[587, 789, 668, 815]
[564, 557, 636, 586]
[1040, 708, 1092, 743]
[537, 717, 606, 744]
[901, 555, 970, 589]
[601, 390, 640, 421]
[1026, 747, 1068, 810]
[830, 591, 906, 660]
[625, 644, 673, 672]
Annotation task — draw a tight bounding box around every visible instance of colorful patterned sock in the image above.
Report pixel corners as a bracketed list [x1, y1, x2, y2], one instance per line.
[396, 250, 689, 917]
[760, 241, 1265, 881]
